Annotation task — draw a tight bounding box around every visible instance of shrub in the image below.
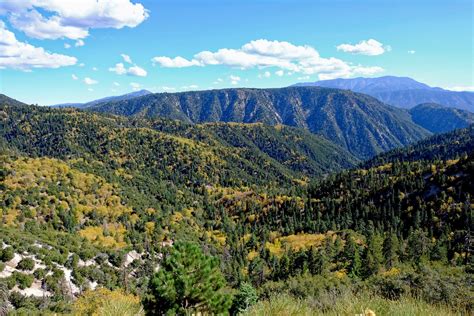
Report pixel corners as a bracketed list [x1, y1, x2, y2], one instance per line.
[17, 258, 35, 271]
[13, 272, 34, 290]
[72, 288, 143, 316]
[0, 247, 14, 262]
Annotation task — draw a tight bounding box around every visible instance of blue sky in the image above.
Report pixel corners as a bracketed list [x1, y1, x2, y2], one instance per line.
[0, 0, 472, 105]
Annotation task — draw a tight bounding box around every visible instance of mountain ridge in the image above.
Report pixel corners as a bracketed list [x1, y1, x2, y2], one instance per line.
[88, 86, 431, 159]
[51, 89, 152, 108]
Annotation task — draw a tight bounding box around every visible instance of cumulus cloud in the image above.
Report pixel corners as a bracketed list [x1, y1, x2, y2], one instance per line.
[64, 43, 71, 49]
[113, 82, 120, 86]
[407, 50, 416, 54]
[230, 75, 241, 85]
[275, 70, 284, 77]
[152, 56, 200, 68]
[127, 65, 147, 77]
[109, 60, 147, 77]
[258, 71, 271, 78]
[130, 82, 141, 91]
[337, 39, 389, 56]
[109, 62, 127, 75]
[84, 77, 98, 85]
[75, 39, 84, 47]
[71, 74, 78, 80]
[152, 39, 384, 79]
[1, 0, 149, 40]
[121, 53, 132, 64]
[0, 21, 77, 70]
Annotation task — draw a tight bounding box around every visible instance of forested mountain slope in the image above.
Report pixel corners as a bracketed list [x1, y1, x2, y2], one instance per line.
[409, 103, 474, 133]
[364, 124, 474, 167]
[89, 87, 430, 159]
[0, 100, 472, 314]
[0, 103, 356, 187]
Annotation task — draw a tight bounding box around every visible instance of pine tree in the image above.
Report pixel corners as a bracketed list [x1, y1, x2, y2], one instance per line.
[382, 233, 399, 269]
[343, 235, 361, 277]
[145, 241, 232, 315]
[364, 233, 384, 276]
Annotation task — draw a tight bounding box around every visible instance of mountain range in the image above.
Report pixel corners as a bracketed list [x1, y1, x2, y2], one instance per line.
[51, 89, 152, 108]
[87, 86, 430, 159]
[294, 76, 474, 111]
[0, 91, 472, 314]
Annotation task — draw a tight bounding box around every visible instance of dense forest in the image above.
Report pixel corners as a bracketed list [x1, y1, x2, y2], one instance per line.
[88, 86, 430, 159]
[0, 98, 472, 315]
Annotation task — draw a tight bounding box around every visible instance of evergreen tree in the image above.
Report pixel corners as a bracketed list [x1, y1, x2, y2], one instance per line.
[231, 282, 258, 314]
[145, 242, 232, 315]
[382, 233, 399, 269]
[364, 233, 384, 276]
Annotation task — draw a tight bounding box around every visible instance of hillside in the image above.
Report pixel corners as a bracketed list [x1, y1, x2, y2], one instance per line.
[89, 86, 430, 159]
[0, 101, 472, 314]
[0, 94, 28, 108]
[409, 103, 474, 133]
[364, 124, 474, 167]
[294, 76, 474, 111]
[0, 103, 356, 187]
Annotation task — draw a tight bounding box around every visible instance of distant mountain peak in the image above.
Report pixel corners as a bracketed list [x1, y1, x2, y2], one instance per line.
[293, 76, 473, 111]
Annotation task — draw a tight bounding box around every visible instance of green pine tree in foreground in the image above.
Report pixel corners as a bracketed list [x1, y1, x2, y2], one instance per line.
[144, 241, 232, 315]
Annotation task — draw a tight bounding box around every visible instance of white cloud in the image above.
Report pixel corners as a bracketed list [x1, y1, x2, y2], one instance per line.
[64, 43, 71, 49]
[109, 62, 127, 75]
[88, 88, 94, 92]
[161, 86, 176, 92]
[84, 77, 98, 85]
[2, 0, 149, 40]
[121, 54, 132, 64]
[9, 9, 88, 40]
[130, 82, 141, 91]
[229, 75, 241, 85]
[109, 57, 147, 77]
[152, 56, 201, 68]
[351, 65, 385, 76]
[78, 63, 85, 67]
[258, 71, 271, 79]
[71, 74, 78, 80]
[152, 39, 384, 79]
[407, 50, 416, 54]
[127, 65, 147, 77]
[181, 85, 199, 90]
[446, 86, 474, 92]
[0, 21, 77, 70]
[92, 67, 98, 71]
[113, 81, 120, 86]
[275, 70, 284, 77]
[75, 39, 84, 47]
[337, 39, 388, 56]
[297, 75, 310, 80]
